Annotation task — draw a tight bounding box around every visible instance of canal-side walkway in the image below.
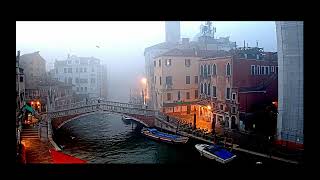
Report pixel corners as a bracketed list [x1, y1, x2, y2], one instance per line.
[20, 124, 53, 163]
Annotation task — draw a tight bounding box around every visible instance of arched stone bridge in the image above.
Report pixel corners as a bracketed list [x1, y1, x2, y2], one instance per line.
[47, 99, 157, 131]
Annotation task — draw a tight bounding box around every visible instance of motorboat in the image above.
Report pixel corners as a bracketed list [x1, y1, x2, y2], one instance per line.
[195, 144, 236, 164]
[141, 128, 189, 144]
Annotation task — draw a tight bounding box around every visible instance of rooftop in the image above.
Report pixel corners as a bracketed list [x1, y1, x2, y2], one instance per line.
[155, 48, 229, 58]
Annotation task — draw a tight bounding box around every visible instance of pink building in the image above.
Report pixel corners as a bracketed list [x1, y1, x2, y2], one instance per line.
[198, 48, 278, 131]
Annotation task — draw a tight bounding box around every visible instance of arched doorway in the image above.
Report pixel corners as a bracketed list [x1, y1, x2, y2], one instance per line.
[231, 116, 236, 129]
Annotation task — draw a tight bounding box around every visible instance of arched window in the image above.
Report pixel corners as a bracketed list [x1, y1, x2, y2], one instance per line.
[208, 64, 211, 75]
[226, 63, 231, 76]
[212, 64, 217, 75]
[200, 65, 204, 76]
[200, 83, 203, 94]
[204, 83, 207, 94]
[208, 83, 211, 95]
[204, 65, 207, 77]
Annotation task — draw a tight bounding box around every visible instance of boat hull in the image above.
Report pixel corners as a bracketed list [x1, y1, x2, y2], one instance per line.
[195, 144, 236, 164]
[141, 128, 188, 144]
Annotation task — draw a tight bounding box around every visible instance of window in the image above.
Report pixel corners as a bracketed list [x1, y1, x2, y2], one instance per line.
[194, 76, 198, 84]
[251, 65, 255, 75]
[20, 76, 23, 82]
[212, 86, 216, 97]
[266, 66, 269, 75]
[232, 107, 236, 114]
[84, 68, 87, 72]
[76, 68, 78, 73]
[75, 60, 79, 64]
[68, 68, 72, 73]
[177, 91, 180, 100]
[68, 77, 72, 84]
[204, 83, 207, 94]
[220, 105, 224, 110]
[226, 88, 230, 100]
[261, 66, 265, 75]
[271, 66, 274, 73]
[207, 83, 211, 95]
[200, 65, 204, 76]
[67, 60, 71, 65]
[91, 78, 95, 84]
[80, 78, 88, 83]
[84, 87, 87, 92]
[80, 68, 83, 73]
[166, 76, 172, 85]
[257, 65, 260, 75]
[195, 90, 198, 99]
[167, 93, 171, 101]
[185, 59, 191, 67]
[160, 76, 162, 85]
[65, 77, 67, 83]
[200, 83, 203, 94]
[186, 92, 190, 99]
[80, 87, 83, 91]
[276, 66, 278, 74]
[77, 87, 79, 92]
[208, 64, 212, 75]
[159, 59, 161, 67]
[92, 68, 94, 72]
[186, 76, 190, 84]
[76, 78, 79, 83]
[212, 64, 217, 75]
[56, 69, 58, 74]
[166, 59, 172, 66]
[154, 76, 156, 84]
[226, 63, 231, 76]
[64, 68, 67, 73]
[154, 61, 156, 67]
[232, 93, 236, 100]
[204, 65, 207, 77]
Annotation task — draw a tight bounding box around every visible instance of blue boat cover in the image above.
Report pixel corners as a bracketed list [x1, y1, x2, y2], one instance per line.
[205, 145, 234, 160]
[146, 128, 178, 140]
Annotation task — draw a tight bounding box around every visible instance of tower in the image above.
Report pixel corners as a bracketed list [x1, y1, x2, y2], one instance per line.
[276, 21, 303, 147]
[165, 21, 180, 43]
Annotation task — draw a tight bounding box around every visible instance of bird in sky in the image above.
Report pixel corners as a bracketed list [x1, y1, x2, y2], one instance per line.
[96, 45, 100, 48]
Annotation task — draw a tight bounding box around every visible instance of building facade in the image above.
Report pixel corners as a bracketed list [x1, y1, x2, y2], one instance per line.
[19, 51, 46, 89]
[144, 21, 236, 109]
[198, 48, 278, 132]
[153, 49, 222, 113]
[52, 55, 104, 99]
[276, 21, 303, 146]
[16, 51, 25, 110]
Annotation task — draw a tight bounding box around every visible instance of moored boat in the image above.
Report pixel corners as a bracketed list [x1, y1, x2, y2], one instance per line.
[141, 128, 189, 144]
[195, 144, 236, 164]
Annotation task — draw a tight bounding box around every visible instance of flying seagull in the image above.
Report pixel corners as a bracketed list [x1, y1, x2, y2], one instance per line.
[96, 45, 100, 48]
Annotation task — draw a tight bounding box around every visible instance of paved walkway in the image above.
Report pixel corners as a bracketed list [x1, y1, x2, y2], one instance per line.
[21, 124, 53, 164]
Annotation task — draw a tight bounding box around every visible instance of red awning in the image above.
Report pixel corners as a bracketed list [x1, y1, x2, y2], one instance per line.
[50, 149, 86, 164]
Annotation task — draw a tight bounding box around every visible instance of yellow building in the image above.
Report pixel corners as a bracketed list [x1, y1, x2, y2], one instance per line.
[153, 48, 218, 114]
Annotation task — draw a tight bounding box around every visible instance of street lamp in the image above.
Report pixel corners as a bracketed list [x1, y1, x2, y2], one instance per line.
[141, 78, 147, 106]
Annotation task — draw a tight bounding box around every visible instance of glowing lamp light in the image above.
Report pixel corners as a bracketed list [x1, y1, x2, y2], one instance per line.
[141, 78, 147, 85]
[37, 101, 40, 105]
[31, 101, 34, 105]
[207, 105, 211, 110]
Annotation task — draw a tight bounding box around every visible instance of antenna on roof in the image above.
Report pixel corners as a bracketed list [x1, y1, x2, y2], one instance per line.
[256, 40, 259, 47]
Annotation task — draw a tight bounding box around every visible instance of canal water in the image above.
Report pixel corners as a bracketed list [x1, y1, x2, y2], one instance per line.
[53, 112, 294, 166]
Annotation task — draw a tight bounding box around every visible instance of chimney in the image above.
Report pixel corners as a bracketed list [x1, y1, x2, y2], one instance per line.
[243, 40, 245, 49]
[256, 40, 259, 47]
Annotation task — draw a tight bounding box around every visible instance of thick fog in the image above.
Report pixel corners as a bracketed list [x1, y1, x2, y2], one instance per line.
[16, 21, 276, 103]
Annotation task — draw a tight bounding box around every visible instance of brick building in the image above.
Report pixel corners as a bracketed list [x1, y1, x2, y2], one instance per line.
[198, 47, 278, 131]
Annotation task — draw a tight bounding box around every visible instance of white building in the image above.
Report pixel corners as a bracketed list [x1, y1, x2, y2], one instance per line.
[52, 55, 104, 99]
[276, 21, 303, 145]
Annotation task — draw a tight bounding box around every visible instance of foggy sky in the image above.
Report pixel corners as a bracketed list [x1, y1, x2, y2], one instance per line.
[16, 21, 277, 102]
